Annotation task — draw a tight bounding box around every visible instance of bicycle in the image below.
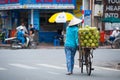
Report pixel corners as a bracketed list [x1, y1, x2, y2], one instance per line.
[78, 47, 94, 76]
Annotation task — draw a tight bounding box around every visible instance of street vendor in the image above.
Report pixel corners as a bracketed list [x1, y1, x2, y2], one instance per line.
[64, 17, 82, 75]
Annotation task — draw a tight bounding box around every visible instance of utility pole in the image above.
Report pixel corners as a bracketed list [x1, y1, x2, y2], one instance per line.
[82, 0, 85, 28]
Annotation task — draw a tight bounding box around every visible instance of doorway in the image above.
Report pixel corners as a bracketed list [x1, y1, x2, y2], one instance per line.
[19, 11, 29, 29]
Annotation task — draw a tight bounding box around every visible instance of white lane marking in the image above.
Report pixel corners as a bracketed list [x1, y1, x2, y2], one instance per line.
[9, 63, 38, 69]
[37, 64, 66, 70]
[0, 67, 7, 70]
[93, 66, 120, 72]
[64, 64, 120, 72]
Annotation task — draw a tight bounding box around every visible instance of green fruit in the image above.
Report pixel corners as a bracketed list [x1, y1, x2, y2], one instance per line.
[91, 36, 94, 39]
[93, 39, 97, 43]
[86, 43, 90, 47]
[79, 28, 84, 33]
[81, 43, 84, 47]
[85, 25, 90, 28]
[85, 35, 89, 39]
[91, 43, 95, 47]
[80, 36, 84, 40]
[84, 40, 87, 43]
[96, 30, 100, 35]
[88, 32, 92, 36]
[89, 39, 93, 43]
[90, 27, 97, 31]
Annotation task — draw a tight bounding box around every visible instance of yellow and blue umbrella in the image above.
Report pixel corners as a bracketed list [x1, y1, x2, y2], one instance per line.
[48, 12, 74, 23]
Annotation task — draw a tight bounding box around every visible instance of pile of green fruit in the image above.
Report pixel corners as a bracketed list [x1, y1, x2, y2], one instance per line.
[79, 25, 100, 48]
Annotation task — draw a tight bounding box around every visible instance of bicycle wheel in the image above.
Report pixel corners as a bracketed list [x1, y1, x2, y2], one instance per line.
[80, 53, 84, 73]
[78, 47, 84, 73]
[86, 55, 92, 75]
[86, 51, 92, 75]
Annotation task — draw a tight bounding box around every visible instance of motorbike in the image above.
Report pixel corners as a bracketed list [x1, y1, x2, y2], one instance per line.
[0, 31, 6, 43]
[5, 37, 37, 49]
[105, 34, 120, 49]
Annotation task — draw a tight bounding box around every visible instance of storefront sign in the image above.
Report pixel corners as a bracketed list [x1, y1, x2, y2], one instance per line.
[84, 10, 91, 16]
[0, 0, 75, 10]
[36, 0, 72, 3]
[23, 0, 75, 9]
[23, 0, 73, 4]
[23, 4, 75, 9]
[95, 0, 102, 4]
[0, 0, 19, 4]
[0, 0, 8, 4]
[104, 0, 120, 30]
[0, 4, 22, 10]
[0, 0, 22, 10]
[104, 0, 120, 18]
[10, 0, 19, 3]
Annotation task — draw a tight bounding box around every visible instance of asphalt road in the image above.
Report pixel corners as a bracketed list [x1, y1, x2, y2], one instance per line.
[0, 49, 120, 80]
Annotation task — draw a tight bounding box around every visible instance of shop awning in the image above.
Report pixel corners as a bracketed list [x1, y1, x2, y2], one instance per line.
[102, 17, 120, 23]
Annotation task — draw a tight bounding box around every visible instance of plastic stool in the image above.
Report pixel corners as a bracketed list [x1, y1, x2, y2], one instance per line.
[54, 39, 60, 46]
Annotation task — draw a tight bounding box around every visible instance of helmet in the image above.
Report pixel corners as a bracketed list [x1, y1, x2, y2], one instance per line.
[116, 27, 119, 30]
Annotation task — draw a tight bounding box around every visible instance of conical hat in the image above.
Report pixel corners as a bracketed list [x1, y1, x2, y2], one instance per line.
[68, 17, 82, 26]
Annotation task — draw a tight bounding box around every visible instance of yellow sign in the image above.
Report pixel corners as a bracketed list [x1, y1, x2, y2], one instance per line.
[73, 1, 82, 18]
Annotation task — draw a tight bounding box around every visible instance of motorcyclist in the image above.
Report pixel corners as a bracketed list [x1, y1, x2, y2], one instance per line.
[16, 27, 25, 46]
[16, 22, 28, 34]
[109, 27, 120, 42]
[16, 23, 29, 47]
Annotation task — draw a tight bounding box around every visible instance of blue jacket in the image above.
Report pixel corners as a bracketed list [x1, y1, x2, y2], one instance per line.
[17, 30, 24, 38]
[64, 25, 79, 48]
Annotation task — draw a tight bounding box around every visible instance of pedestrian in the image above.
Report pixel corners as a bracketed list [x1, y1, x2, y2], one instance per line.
[64, 17, 82, 75]
[29, 24, 35, 41]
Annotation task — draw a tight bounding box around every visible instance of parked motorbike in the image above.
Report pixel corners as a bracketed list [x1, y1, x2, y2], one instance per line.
[5, 37, 37, 49]
[0, 31, 6, 43]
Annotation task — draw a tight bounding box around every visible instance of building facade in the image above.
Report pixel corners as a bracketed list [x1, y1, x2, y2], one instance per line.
[0, 0, 76, 43]
[92, 0, 120, 31]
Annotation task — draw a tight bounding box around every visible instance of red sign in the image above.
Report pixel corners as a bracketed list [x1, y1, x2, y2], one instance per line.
[36, 0, 53, 2]
[36, 0, 72, 3]
[0, 0, 8, 4]
[10, 0, 18, 3]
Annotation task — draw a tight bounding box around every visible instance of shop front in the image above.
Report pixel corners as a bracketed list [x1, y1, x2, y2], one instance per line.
[103, 0, 120, 31]
[0, 0, 76, 44]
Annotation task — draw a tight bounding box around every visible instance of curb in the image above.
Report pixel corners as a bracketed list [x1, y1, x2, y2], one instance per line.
[0, 44, 114, 49]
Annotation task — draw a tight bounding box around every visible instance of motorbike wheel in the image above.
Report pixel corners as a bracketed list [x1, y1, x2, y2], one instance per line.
[114, 39, 120, 49]
[29, 42, 37, 49]
[11, 42, 22, 49]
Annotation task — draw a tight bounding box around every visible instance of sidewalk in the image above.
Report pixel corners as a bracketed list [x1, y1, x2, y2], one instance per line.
[0, 43, 64, 49]
[0, 42, 112, 49]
